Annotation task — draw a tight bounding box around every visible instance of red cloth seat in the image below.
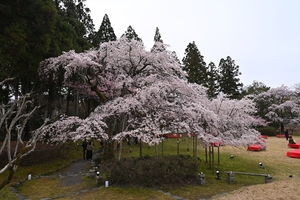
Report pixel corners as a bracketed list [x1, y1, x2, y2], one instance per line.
[163, 134, 179, 138]
[276, 134, 286, 138]
[210, 142, 222, 147]
[286, 150, 300, 158]
[162, 133, 195, 138]
[247, 144, 266, 151]
[260, 135, 268, 139]
[288, 143, 300, 149]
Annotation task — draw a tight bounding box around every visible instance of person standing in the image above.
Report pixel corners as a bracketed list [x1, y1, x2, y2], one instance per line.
[86, 141, 94, 160]
[284, 129, 289, 141]
[82, 140, 87, 160]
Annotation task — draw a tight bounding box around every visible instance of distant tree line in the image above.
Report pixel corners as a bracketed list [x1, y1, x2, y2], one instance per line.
[0, 0, 299, 139]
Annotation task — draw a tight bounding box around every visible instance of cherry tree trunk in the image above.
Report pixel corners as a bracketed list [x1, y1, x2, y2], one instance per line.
[102, 141, 115, 160]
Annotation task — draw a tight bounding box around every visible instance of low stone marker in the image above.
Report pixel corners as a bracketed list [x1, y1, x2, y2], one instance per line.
[96, 171, 103, 186]
[197, 172, 206, 185]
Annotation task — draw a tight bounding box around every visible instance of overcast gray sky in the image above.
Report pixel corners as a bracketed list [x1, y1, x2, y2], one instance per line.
[85, 0, 300, 89]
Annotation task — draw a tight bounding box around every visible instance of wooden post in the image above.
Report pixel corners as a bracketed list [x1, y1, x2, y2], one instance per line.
[205, 146, 208, 163]
[212, 145, 215, 172]
[162, 139, 164, 157]
[193, 135, 195, 157]
[208, 146, 211, 169]
[177, 139, 180, 155]
[193, 136, 198, 158]
[139, 138, 142, 157]
[218, 146, 220, 165]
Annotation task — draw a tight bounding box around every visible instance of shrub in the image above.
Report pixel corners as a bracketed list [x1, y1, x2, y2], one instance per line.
[0, 142, 68, 168]
[257, 126, 277, 136]
[100, 155, 200, 189]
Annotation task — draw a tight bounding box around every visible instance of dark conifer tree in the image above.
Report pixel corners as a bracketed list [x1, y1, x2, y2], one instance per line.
[217, 56, 243, 99]
[206, 62, 219, 98]
[0, 0, 97, 137]
[182, 41, 207, 86]
[53, 0, 94, 52]
[151, 27, 165, 52]
[91, 14, 116, 47]
[154, 27, 163, 43]
[122, 25, 143, 43]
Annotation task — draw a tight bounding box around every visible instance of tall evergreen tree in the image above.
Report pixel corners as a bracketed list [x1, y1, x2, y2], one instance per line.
[91, 14, 116, 47]
[151, 27, 165, 52]
[206, 62, 219, 98]
[154, 27, 163, 43]
[49, 0, 93, 56]
[182, 41, 207, 86]
[61, 0, 94, 36]
[0, 0, 58, 139]
[122, 25, 143, 43]
[0, 0, 57, 93]
[218, 56, 243, 99]
[0, 0, 96, 138]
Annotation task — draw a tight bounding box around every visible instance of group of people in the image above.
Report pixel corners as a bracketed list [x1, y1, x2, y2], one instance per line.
[81, 137, 138, 160]
[82, 140, 94, 160]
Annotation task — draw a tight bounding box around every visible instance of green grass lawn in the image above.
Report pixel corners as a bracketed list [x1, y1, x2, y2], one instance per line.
[1, 136, 299, 200]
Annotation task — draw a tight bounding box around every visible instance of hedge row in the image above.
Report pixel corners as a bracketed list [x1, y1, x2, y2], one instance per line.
[100, 155, 200, 189]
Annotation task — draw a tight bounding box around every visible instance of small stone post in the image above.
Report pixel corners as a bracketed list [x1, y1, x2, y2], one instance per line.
[198, 172, 206, 185]
[227, 172, 234, 183]
[265, 174, 272, 183]
[96, 171, 102, 186]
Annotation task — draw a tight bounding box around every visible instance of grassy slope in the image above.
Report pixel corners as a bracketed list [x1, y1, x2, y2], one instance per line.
[1, 136, 300, 199]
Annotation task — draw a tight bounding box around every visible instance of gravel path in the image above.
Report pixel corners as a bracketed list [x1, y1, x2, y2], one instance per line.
[11, 152, 102, 199]
[58, 159, 91, 186]
[54, 152, 101, 187]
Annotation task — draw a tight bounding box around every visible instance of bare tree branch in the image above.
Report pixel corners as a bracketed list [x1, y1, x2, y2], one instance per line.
[0, 82, 49, 190]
